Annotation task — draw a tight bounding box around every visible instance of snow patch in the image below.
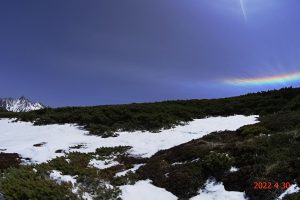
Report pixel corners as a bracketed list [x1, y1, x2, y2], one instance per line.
[171, 158, 200, 166]
[190, 179, 248, 200]
[115, 164, 144, 177]
[277, 184, 300, 200]
[120, 180, 177, 200]
[229, 166, 239, 172]
[89, 159, 119, 170]
[49, 170, 77, 186]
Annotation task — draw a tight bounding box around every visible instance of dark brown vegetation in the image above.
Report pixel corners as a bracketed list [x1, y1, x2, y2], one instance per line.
[137, 112, 300, 200]
[33, 142, 47, 147]
[0, 153, 20, 171]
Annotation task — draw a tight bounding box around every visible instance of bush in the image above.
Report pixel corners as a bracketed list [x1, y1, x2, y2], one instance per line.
[95, 146, 131, 159]
[76, 177, 121, 200]
[165, 166, 204, 198]
[238, 124, 270, 136]
[0, 167, 77, 200]
[111, 171, 140, 186]
[0, 153, 20, 171]
[284, 193, 300, 200]
[202, 151, 234, 178]
[260, 112, 300, 132]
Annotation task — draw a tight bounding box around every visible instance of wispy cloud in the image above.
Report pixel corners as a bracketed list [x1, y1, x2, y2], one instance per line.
[239, 0, 247, 20]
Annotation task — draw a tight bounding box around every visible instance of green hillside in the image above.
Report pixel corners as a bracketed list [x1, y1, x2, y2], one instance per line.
[1, 87, 300, 137]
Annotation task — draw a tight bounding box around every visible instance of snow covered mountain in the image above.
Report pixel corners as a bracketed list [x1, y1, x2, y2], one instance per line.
[0, 96, 45, 112]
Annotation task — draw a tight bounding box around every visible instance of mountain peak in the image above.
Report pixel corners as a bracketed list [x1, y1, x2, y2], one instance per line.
[19, 96, 28, 100]
[0, 97, 45, 112]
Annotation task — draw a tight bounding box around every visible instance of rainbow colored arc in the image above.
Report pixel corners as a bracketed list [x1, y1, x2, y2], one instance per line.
[224, 72, 300, 86]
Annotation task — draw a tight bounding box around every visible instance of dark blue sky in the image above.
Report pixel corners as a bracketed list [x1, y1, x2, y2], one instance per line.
[1, 0, 300, 107]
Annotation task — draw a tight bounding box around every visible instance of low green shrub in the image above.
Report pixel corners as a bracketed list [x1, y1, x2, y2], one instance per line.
[0, 167, 77, 200]
[202, 151, 234, 178]
[238, 124, 270, 136]
[111, 171, 140, 186]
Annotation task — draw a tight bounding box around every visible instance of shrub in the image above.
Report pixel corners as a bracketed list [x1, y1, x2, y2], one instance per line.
[238, 124, 270, 136]
[202, 152, 234, 178]
[0, 167, 77, 200]
[111, 171, 140, 186]
[284, 193, 300, 200]
[0, 153, 20, 171]
[95, 146, 131, 159]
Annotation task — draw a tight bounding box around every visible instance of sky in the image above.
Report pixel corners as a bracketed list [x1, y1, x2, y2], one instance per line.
[1, 0, 300, 107]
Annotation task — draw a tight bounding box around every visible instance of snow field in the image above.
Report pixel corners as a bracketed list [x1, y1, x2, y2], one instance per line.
[0, 115, 258, 163]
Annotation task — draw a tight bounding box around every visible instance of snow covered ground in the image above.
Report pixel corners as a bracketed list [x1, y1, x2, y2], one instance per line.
[89, 159, 119, 170]
[190, 179, 248, 200]
[277, 184, 300, 200]
[115, 164, 144, 177]
[120, 180, 177, 200]
[0, 115, 258, 163]
[229, 166, 239, 173]
[49, 170, 77, 186]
